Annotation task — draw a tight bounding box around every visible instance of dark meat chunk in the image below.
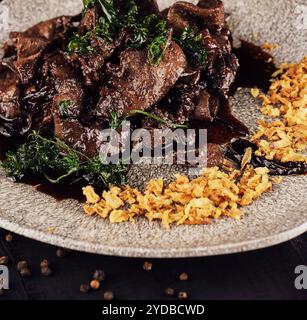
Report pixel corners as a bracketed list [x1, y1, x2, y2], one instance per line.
[154, 81, 206, 124]
[0, 63, 20, 119]
[200, 29, 220, 71]
[174, 84, 200, 123]
[134, 0, 159, 17]
[199, 29, 238, 98]
[155, 78, 231, 127]
[96, 41, 187, 119]
[197, 0, 225, 30]
[68, 35, 116, 86]
[69, 52, 105, 86]
[49, 54, 97, 154]
[54, 116, 103, 157]
[207, 143, 223, 167]
[192, 90, 210, 121]
[49, 53, 84, 119]
[166, 1, 237, 98]
[207, 53, 239, 97]
[79, 7, 99, 33]
[15, 35, 49, 84]
[0, 62, 33, 137]
[67, 6, 117, 86]
[191, 90, 220, 122]
[1, 41, 16, 59]
[22, 83, 55, 114]
[31, 101, 54, 130]
[179, 66, 201, 85]
[11, 16, 75, 84]
[0, 113, 32, 138]
[154, 81, 220, 125]
[167, 0, 225, 34]
[211, 28, 232, 55]
[21, 80, 55, 130]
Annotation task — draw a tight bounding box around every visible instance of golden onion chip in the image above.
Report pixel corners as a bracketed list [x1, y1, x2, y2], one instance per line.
[251, 57, 307, 163]
[82, 166, 273, 229]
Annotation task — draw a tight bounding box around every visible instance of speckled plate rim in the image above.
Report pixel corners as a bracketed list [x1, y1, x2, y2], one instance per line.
[0, 212, 307, 258]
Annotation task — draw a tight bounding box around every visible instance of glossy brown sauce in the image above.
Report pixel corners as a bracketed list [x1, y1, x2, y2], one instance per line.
[232, 40, 277, 92]
[0, 138, 8, 161]
[203, 40, 277, 145]
[190, 101, 248, 145]
[24, 177, 85, 202]
[0, 42, 277, 201]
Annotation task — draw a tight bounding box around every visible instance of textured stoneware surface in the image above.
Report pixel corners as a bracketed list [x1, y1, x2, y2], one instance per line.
[0, 0, 306, 257]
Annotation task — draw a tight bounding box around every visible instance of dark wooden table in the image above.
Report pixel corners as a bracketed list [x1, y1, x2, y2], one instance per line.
[1, 228, 307, 300]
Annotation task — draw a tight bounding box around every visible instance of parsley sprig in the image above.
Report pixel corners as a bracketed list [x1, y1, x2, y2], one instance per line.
[128, 14, 169, 65]
[69, 1, 170, 65]
[1, 131, 127, 187]
[174, 26, 207, 67]
[71, 2, 207, 67]
[110, 110, 188, 130]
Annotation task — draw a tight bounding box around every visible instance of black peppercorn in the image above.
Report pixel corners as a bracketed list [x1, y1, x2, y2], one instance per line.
[41, 266, 52, 277]
[20, 268, 31, 278]
[90, 280, 100, 290]
[143, 261, 153, 271]
[56, 248, 66, 258]
[80, 284, 91, 293]
[179, 272, 189, 281]
[93, 270, 105, 282]
[178, 291, 188, 300]
[40, 259, 49, 269]
[0, 256, 9, 265]
[5, 233, 13, 242]
[103, 291, 114, 300]
[17, 261, 28, 271]
[164, 287, 175, 296]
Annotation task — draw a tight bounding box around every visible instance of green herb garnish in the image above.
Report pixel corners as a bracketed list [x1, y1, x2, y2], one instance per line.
[58, 100, 72, 118]
[70, 2, 170, 65]
[109, 111, 122, 130]
[1, 131, 127, 187]
[69, 0, 120, 53]
[147, 34, 168, 65]
[83, 0, 93, 10]
[72, 3, 207, 66]
[175, 26, 207, 67]
[110, 109, 188, 130]
[83, 0, 117, 22]
[95, 16, 115, 43]
[128, 14, 169, 65]
[67, 32, 93, 55]
[126, 110, 188, 129]
[123, 0, 138, 27]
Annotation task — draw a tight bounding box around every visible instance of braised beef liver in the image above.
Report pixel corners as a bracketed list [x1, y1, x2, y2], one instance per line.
[0, 0, 246, 161]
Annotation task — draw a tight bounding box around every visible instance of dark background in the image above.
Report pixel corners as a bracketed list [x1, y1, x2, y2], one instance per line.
[1, 228, 307, 300]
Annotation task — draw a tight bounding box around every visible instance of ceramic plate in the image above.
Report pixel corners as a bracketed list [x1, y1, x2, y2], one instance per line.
[0, 0, 306, 257]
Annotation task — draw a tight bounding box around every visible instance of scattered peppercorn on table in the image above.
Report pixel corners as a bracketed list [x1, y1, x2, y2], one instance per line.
[0, 228, 307, 300]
